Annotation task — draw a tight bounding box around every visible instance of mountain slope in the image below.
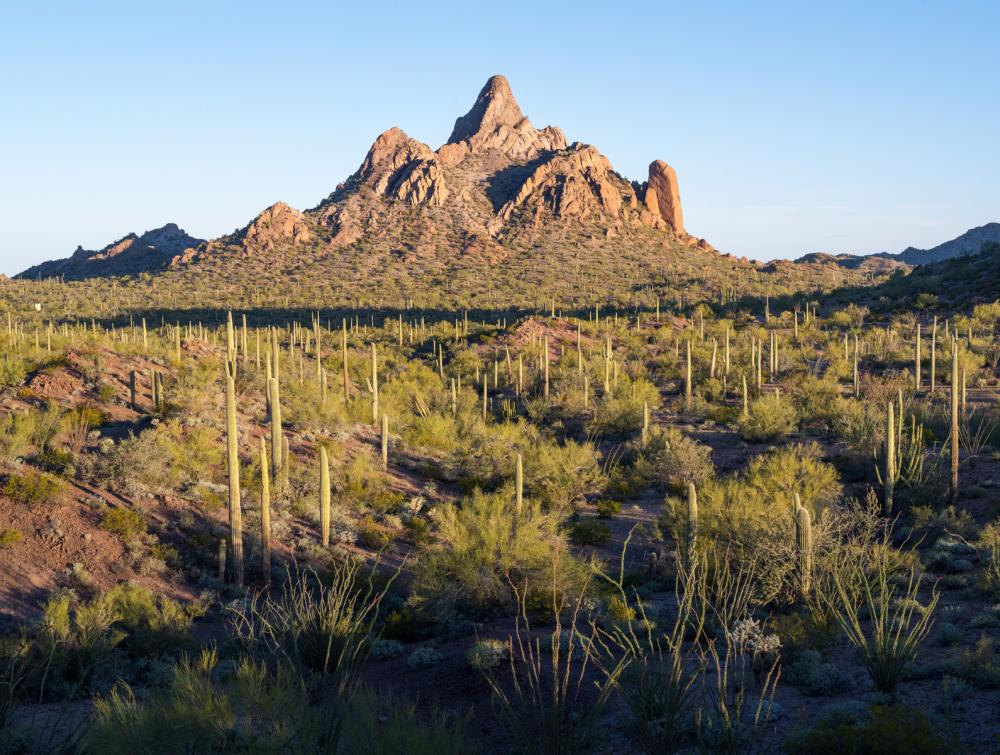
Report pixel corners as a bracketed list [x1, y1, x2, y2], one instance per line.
[794, 222, 1000, 270]
[18, 223, 203, 280]
[893, 222, 1000, 265]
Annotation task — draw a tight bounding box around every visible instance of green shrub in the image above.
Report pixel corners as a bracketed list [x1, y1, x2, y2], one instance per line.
[100, 508, 146, 543]
[784, 705, 953, 754]
[596, 499, 621, 519]
[2, 471, 64, 508]
[411, 489, 579, 620]
[0, 528, 23, 548]
[739, 392, 797, 441]
[568, 518, 612, 546]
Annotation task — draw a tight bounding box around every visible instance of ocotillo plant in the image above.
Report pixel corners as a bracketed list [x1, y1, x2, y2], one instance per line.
[224, 360, 244, 587]
[319, 446, 330, 547]
[796, 503, 812, 600]
[260, 437, 271, 585]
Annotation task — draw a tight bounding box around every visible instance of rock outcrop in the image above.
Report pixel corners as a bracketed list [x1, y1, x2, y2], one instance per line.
[643, 160, 684, 234]
[489, 144, 636, 236]
[241, 202, 311, 254]
[18, 223, 203, 280]
[347, 127, 448, 207]
[438, 75, 567, 165]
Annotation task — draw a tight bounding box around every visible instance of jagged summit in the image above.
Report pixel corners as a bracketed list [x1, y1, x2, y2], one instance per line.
[19, 75, 708, 281]
[439, 74, 567, 164]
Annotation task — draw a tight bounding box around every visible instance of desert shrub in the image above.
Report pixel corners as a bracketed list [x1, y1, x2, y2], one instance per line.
[783, 649, 852, 696]
[939, 636, 1000, 688]
[357, 515, 392, 549]
[339, 688, 471, 754]
[410, 489, 580, 620]
[784, 704, 953, 754]
[692, 443, 840, 537]
[466, 638, 507, 671]
[407, 646, 444, 670]
[100, 508, 146, 543]
[370, 638, 405, 660]
[744, 443, 840, 515]
[1, 470, 64, 508]
[96, 583, 198, 657]
[568, 518, 612, 546]
[524, 438, 605, 514]
[642, 426, 715, 493]
[92, 430, 172, 497]
[596, 499, 621, 518]
[739, 392, 797, 441]
[0, 528, 23, 548]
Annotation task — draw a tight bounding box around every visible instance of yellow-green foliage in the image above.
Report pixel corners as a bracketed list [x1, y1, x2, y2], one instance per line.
[411, 489, 579, 619]
[691, 443, 839, 536]
[100, 508, 146, 543]
[739, 391, 798, 441]
[2, 470, 64, 508]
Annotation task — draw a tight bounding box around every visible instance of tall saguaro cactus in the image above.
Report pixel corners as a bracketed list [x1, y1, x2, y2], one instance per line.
[224, 360, 244, 586]
[795, 504, 812, 599]
[685, 340, 693, 410]
[269, 377, 283, 491]
[951, 341, 960, 504]
[884, 400, 895, 517]
[686, 482, 698, 568]
[381, 413, 389, 472]
[371, 343, 379, 425]
[260, 437, 271, 585]
[319, 446, 330, 547]
[515, 452, 523, 516]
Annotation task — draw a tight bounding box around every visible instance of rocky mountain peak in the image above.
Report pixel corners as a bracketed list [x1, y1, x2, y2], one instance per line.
[439, 75, 567, 164]
[447, 75, 523, 144]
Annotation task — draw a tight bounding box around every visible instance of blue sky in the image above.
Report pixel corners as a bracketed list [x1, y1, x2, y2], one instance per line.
[2, 1, 997, 275]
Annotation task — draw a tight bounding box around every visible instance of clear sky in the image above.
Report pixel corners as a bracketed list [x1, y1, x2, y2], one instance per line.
[2, 1, 997, 275]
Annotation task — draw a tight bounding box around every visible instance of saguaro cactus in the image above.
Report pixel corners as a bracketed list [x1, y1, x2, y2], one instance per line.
[129, 370, 137, 411]
[884, 400, 895, 517]
[685, 340, 693, 410]
[686, 482, 698, 567]
[914, 323, 921, 390]
[515, 452, 523, 516]
[224, 361, 244, 587]
[260, 437, 271, 584]
[269, 377, 283, 489]
[795, 503, 812, 599]
[371, 343, 379, 425]
[319, 446, 330, 547]
[342, 319, 350, 403]
[951, 342, 960, 504]
[642, 401, 650, 444]
[381, 413, 389, 471]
